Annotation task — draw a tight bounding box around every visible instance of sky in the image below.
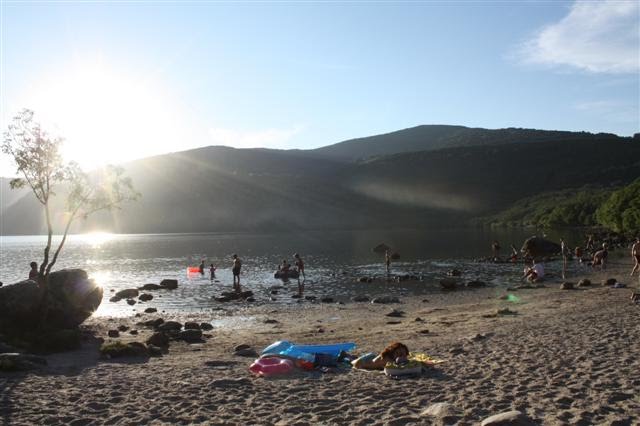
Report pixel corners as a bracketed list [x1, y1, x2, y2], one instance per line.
[1, 0, 638, 173]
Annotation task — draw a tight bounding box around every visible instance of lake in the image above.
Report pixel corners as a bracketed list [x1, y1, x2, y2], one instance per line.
[0, 228, 586, 317]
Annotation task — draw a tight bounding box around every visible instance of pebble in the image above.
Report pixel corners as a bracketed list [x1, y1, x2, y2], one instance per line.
[480, 410, 534, 426]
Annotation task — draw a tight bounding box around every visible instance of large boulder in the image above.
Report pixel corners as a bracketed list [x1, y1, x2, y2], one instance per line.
[521, 236, 561, 258]
[0, 269, 103, 332]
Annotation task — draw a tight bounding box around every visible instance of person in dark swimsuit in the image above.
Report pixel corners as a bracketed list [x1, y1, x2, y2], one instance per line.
[232, 254, 242, 293]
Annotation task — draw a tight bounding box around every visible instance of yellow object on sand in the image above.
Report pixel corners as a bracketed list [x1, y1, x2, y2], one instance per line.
[409, 352, 445, 365]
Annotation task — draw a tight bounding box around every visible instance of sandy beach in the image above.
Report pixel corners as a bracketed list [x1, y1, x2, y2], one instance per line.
[2, 263, 639, 425]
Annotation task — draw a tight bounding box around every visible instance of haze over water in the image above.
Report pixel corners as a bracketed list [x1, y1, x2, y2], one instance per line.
[0, 228, 588, 317]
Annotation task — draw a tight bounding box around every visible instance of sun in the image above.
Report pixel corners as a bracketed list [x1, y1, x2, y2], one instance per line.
[18, 56, 189, 171]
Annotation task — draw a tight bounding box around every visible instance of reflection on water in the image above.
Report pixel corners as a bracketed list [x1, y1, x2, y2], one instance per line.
[0, 229, 586, 317]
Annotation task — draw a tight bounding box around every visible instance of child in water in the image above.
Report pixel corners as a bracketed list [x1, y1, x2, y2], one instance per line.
[209, 264, 216, 281]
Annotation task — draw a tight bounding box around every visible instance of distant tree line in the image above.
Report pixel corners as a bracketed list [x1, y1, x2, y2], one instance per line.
[483, 179, 640, 234]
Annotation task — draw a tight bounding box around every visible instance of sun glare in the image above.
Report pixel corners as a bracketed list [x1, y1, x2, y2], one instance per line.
[78, 232, 115, 248]
[17, 56, 191, 171]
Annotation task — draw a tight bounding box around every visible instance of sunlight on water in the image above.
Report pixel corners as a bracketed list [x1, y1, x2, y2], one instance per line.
[1, 229, 587, 317]
[77, 232, 116, 248]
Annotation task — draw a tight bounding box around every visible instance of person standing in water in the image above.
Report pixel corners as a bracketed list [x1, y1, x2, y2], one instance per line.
[198, 260, 205, 275]
[385, 250, 391, 274]
[560, 238, 570, 279]
[232, 254, 242, 293]
[294, 253, 305, 296]
[209, 263, 216, 281]
[294, 253, 305, 279]
[630, 237, 640, 277]
[491, 240, 501, 260]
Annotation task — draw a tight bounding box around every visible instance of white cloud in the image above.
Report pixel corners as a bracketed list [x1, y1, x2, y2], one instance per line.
[208, 125, 304, 149]
[519, 0, 639, 73]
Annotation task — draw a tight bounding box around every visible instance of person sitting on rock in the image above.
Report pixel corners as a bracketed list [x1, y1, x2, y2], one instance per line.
[28, 261, 39, 280]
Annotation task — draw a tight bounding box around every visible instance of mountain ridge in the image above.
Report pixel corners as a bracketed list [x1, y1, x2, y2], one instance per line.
[1, 125, 637, 235]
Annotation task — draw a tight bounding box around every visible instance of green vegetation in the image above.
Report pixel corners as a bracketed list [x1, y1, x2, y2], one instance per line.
[596, 179, 640, 233]
[485, 180, 640, 233]
[482, 187, 612, 228]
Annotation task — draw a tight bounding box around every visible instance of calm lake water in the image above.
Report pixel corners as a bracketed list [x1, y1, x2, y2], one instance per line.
[0, 229, 587, 317]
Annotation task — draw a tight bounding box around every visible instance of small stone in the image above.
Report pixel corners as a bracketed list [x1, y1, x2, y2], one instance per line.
[115, 288, 139, 299]
[414, 317, 424, 322]
[129, 330, 138, 335]
[480, 410, 534, 426]
[419, 329, 430, 334]
[560, 282, 574, 290]
[140, 318, 164, 328]
[146, 332, 170, 347]
[603, 278, 617, 287]
[139, 283, 162, 291]
[577, 279, 591, 287]
[107, 330, 119, 338]
[305, 295, 316, 301]
[371, 296, 400, 304]
[178, 329, 203, 343]
[147, 344, 163, 357]
[264, 319, 278, 324]
[234, 348, 258, 357]
[159, 279, 178, 290]
[246, 297, 255, 302]
[386, 309, 405, 318]
[0, 353, 47, 371]
[144, 307, 157, 313]
[200, 323, 214, 331]
[117, 325, 129, 332]
[421, 402, 461, 423]
[157, 321, 182, 332]
[291, 294, 301, 299]
[126, 299, 136, 306]
[109, 296, 121, 303]
[184, 322, 201, 330]
[139, 293, 153, 302]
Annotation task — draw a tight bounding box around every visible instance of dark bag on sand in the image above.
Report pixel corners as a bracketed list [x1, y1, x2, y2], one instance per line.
[314, 353, 338, 367]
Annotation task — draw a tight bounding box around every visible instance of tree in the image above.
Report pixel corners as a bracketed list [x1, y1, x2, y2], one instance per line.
[596, 179, 640, 233]
[1, 109, 139, 287]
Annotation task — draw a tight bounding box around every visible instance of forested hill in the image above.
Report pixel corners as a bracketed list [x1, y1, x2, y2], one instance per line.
[0, 128, 637, 235]
[310, 125, 622, 161]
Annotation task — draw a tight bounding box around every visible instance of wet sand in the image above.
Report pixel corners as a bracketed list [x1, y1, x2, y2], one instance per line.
[1, 264, 639, 425]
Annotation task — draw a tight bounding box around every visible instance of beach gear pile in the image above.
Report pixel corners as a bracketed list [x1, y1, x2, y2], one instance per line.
[249, 340, 356, 377]
[249, 341, 444, 379]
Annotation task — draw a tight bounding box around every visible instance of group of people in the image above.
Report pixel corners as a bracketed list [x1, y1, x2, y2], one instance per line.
[191, 253, 306, 295]
[277, 254, 306, 279]
[517, 235, 640, 283]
